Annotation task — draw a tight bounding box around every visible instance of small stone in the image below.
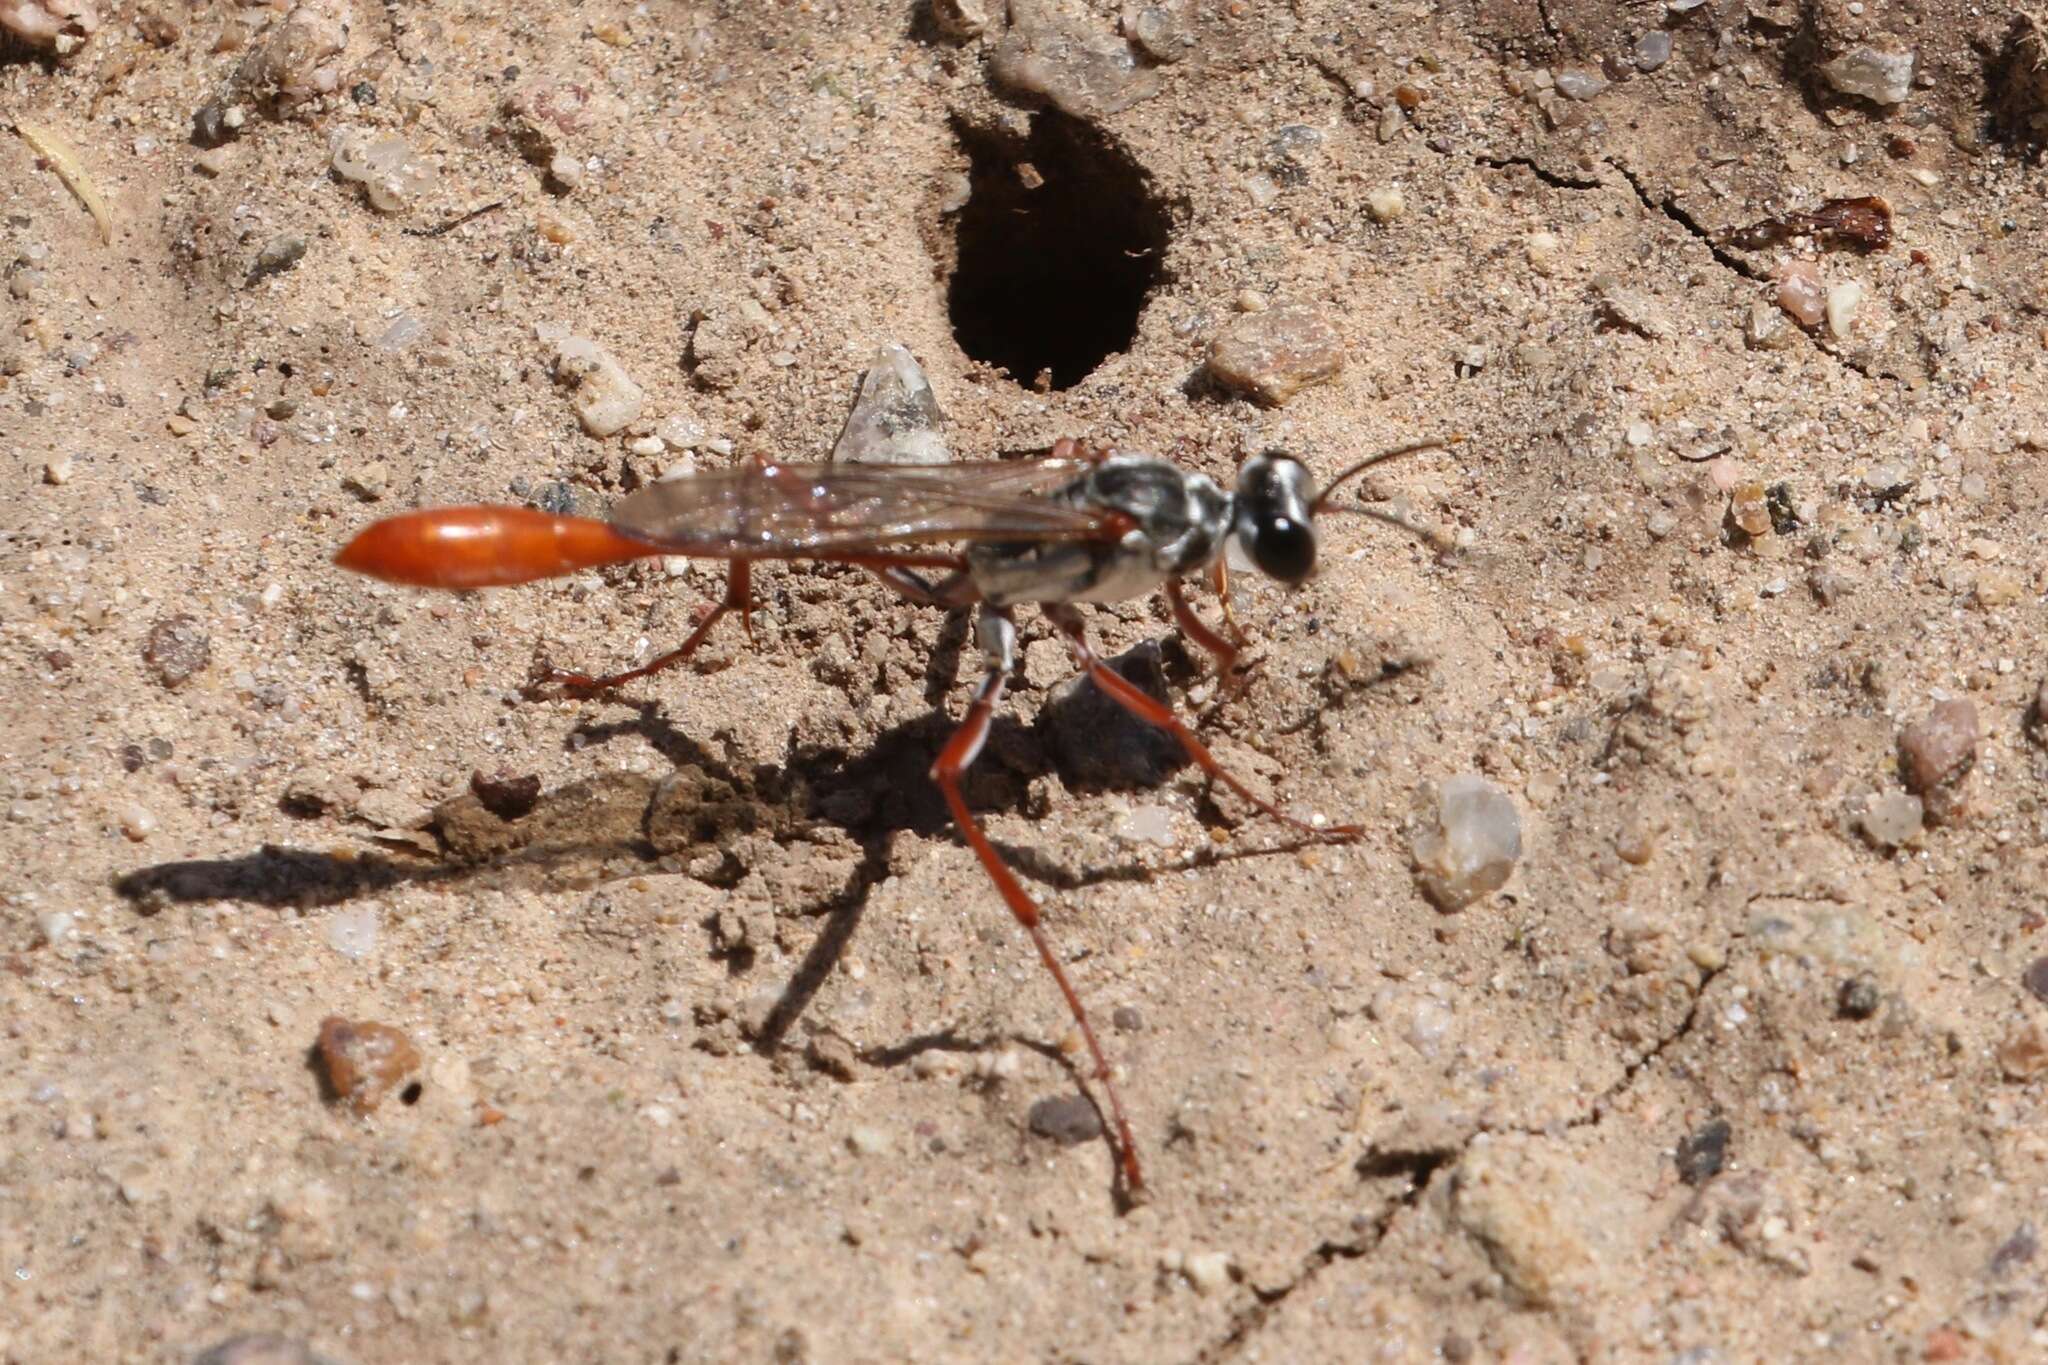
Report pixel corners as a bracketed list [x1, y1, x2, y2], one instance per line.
[1115, 803, 1177, 847]
[35, 910, 76, 946]
[330, 130, 437, 214]
[1112, 1005, 1144, 1032]
[324, 905, 379, 960]
[1411, 774, 1522, 911]
[831, 343, 949, 465]
[930, 0, 991, 40]
[43, 456, 74, 485]
[194, 1336, 341, 1365]
[2028, 679, 2048, 746]
[1028, 1093, 1104, 1146]
[1554, 68, 1609, 100]
[1365, 186, 1406, 223]
[1727, 482, 1772, 537]
[1205, 305, 1346, 406]
[316, 1016, 422, 1115]
[469, 769, 541, 820]
[1775, 260, 1825, 328]
[1745, 301, 1797, 350]
[248, 233, 307, 282]
[143, 613, 210, 688]
[989, 2, 1162, 119]
[1123, 3, 1191, 63]
[1825, 281, 1863, 339]
[805, 1032, 859, 1081]
[2023, 957, 2048, 1003]
[193, 145, 235, 176]
[1837, 975, 1882, 1020]
[550, 334, 645, 437]
[1676, 1117, 1732, 1185]
[1525, 230, 1561, 274]
[1998, 1019, 2048, 1081]
[1820, 42, 1916, 107]
[627, 435, 664, 457]
[1897, 700, 1978, 825]
[118, 803, 157, 840]
[1854, 791, 1924, 848]
[657, 412, 708, 451]
[847, 1125, 891, 1156]
[1594, 276, 1674, 339]
[342, 461, 389, 501]
[1182, 1250, 1233, 1295]
[1634, 30, 1673, 71]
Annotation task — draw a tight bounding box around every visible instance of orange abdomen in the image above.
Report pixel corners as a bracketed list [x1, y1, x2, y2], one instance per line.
[334, 506, 659, 588]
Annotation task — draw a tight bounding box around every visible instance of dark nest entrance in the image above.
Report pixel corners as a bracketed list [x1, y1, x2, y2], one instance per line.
[946, 111, 1171, 391]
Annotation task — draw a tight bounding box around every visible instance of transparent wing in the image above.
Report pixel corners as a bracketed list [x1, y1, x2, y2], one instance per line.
[609, 459, 1113, 557]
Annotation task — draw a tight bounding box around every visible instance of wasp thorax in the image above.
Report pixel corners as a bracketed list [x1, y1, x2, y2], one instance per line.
[1234, 452, 1319, 583]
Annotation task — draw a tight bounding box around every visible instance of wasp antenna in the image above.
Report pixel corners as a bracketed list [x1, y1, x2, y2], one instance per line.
[1309, 436, 1456, 515]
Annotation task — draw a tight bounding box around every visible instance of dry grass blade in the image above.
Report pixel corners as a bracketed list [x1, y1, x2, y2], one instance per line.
[14, 120, 113, 245]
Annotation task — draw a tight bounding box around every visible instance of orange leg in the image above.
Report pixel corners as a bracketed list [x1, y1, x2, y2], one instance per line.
[1207, 559, 1249, 647]
[1166, 577, 1243, 684]
[1046, 603, 1358, 842]
[531, 559, 754, 695]
[929, 609, 1144, 1194]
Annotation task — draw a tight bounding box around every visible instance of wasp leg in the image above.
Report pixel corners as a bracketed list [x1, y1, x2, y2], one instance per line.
[530, 558, 753, 696]
[1165, 577, 1254, 698]
[929, 607, 1145, 1196]
[1046, 603, 1358, 842]
[1207, 559, 1250, 647]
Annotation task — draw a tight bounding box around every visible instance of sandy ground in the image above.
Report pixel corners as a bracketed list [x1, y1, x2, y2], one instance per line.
[6, 0, 2048, 1360]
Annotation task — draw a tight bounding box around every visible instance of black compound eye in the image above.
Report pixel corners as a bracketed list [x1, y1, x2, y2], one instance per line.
[1251, 517, 1316, 582]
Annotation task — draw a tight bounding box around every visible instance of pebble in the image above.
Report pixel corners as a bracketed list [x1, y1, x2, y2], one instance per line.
[1837, 975, 1883, 1020]
[657, 412, 708, 451]
[1897, 700, 1978, 825]
[1634, 30, 1673, 71]
[1775, 260, 1825, 328]
[847, 1125, 892, 1156]
[931, 0, 991, 40]
[549, 333, 645, 437]
[1205, 305, 1346, 406]
[193, 145, 235, 176]
[143, 614, 211, 688]
[2023, 956, 2048, 1004]
[1554, 68, 1610, 100]
[1028, 1093, 1104, 1145]
[1854, 790, 1924, 848]
[1123, 4, 1192, 64]
[43, 456, 73, 485]
[1182, 1250, 1233, 1295]
[805, 1032, 859, 1081]
[248, 233, 307, 283]
[194, 1336, 342, 1365]
[831, 343, 949, 465]
[627, 435, 664, 458]
[330, 130, 437, 214]
[1594, 276, 1674, 339]
[325, 905, 380, 959]
[315, 1016, 422, 1115]
[990, 2, 1163, 118]
[2, 0, 97, 47]
[118, 803, 157, 841]
[2029, 678, 2048, 746]
[1411, 774, 1522, 910]
[1819, 43, 1916, 107]
[36, 910, 76, 946]
[1676, 1117, 1732, 1184]
[1727, 482, 1772, 537]
[1365, 186, 1405, 223]
[1998, 1020, 2048, 1081]
[1825, 280, 1863, 339]
[1115, 803, 1177, 847]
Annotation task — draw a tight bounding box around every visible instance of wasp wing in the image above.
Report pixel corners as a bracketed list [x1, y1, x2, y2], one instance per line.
[608, 459, 1113, 557]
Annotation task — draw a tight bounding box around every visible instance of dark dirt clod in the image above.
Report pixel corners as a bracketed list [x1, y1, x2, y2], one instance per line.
[470, 769, 543, 821]
[1676, 1117, 1733, 1186]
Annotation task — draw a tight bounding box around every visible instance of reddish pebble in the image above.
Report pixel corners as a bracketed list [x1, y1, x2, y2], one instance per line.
[316, 1016, 421, 1115]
